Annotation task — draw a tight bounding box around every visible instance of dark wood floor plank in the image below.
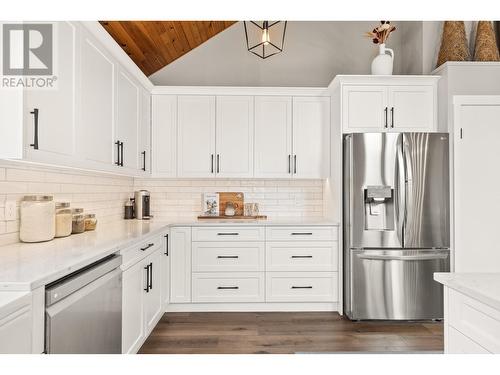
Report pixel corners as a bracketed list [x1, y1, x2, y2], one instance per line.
[139, 312, 443, 354]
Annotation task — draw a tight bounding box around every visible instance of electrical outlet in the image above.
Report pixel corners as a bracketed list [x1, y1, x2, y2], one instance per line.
[4, 201, 17, 221]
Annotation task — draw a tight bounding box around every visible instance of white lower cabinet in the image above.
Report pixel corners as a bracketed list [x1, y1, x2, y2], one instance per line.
[0, 293, 33, 354]
[444, 287, 500, 354]
[192, 273, 265, 303]
[121, 235, 165, 354]
[170, 227, 192, 303]
[122, 260, 145, 354]
[266, 242, 337, 272]
[0, 288, 44, 354]
[266, 272, 338, 302]
[169, 225, 340, 310]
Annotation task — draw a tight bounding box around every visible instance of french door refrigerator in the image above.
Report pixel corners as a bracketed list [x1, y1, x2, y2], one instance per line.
[343, 133, 450, 320]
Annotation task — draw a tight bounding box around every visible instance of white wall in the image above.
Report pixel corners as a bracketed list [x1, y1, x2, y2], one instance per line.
[150, 21, 424, 87]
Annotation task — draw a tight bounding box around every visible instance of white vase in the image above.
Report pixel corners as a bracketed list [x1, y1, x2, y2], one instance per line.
[371, 43, 394, 75]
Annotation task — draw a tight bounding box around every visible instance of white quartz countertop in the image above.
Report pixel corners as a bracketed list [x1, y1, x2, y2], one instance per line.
[0, 220, 169, 292]
[0, 218, 338, 292]
[434, 272, 500, 311]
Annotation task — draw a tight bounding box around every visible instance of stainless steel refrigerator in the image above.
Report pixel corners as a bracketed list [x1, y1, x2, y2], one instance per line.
[343, 133, 450, 320]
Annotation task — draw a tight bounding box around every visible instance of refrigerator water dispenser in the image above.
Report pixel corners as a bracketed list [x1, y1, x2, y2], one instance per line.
[363, 186, 394, 231]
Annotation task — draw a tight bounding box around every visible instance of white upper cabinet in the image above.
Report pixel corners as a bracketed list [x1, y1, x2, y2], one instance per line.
[115, 69, 140, 170]
[292, 97, 330, 178]
[336, 76, 439, 133]
[215, 96, 254, 178]
[152, 95, 177, 177]
[254, 96, 293, 178]
[138, 89, 151, 173]
[78, 29, 115, 165]
[387, 85, 434, 131]
[24, 22, 77, 161]
[342, 86, 387, 131]
[177, 96, 216, 178]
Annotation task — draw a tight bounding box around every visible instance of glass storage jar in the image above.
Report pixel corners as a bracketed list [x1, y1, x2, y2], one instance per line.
[72, 209, 85, 234]
[84, 214, 97, 231]
[55, 202, 72, 238]
[20, 195, 56, 243]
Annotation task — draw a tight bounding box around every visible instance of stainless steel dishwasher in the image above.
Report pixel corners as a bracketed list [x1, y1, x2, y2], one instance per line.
[45, 254, 122, 354]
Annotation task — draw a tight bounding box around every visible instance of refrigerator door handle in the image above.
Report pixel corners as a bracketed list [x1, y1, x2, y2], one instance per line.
[402, 136, 414, 246]
[357, 253, 449, 261]
[395, 134, 405, 247]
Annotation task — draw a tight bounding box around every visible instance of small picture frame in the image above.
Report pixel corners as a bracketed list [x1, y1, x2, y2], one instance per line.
[202, 193, 219, 216]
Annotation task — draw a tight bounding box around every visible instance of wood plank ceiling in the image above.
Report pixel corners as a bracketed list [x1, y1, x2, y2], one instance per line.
[99, 21, 237, 76]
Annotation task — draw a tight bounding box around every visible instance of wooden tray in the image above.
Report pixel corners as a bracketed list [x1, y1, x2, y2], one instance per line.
[198, 215, 267, 220]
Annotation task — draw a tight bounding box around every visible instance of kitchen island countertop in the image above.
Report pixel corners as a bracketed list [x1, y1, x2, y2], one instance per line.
[434, 272, 500, 311]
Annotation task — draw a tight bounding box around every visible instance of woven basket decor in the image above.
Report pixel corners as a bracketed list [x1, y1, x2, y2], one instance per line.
[437, 21, 470, 68]
[474, 21, 500, 61]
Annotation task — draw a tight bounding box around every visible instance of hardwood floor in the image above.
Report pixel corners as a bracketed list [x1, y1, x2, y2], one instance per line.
[139, 312, 443, 354]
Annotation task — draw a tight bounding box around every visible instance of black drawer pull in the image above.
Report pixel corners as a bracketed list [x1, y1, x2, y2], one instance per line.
[217, 286, 239, 290]
[217, 233, 239, 236]
[140, 243, 154, 251]
[164, 234, 169, 256]
[291, 232, 313, 236]
[144, 264, 150, 293]
[217, 255, 239, 259]
[291, 286, 313, 289]
[30, 108, 39, 150]
[291, 255, 313, 259]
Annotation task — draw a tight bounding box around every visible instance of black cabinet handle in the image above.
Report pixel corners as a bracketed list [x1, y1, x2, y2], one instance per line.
[384, 107, 388, 128]
[293, 155, 297, 174]
[164, 234, 169, 256]
[217, 255, 239, 259]
[114, 141, 121, 166]
[211, 154, 214, 173]
[291, 286, 313, 289]
[217, 233, 239, 236]
[140, 243, 154, 251]
[291, 255, 313, 258]
[30, 108, 39, 149]
[141, 151, 146, 171]
[120, 142, 124, 166]
[144, 264, 150, 293]
[291, 232, 313, 236]
[149, 262, 153, 290]
[391, 107, 395, 128]
[288, 154, 291, 174]
[217, 286, 239, 290]
[216, 154, 220, 173]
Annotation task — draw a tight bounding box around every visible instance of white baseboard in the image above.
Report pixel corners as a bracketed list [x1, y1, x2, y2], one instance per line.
[165, 302, 339, 312]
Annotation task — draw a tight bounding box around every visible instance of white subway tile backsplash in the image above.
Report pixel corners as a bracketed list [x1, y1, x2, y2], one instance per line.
[134, 178, 324, 221]
[0, 159, 326, 245]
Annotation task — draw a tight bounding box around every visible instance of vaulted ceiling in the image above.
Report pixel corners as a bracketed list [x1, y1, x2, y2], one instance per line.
[99, 21, 236, 76]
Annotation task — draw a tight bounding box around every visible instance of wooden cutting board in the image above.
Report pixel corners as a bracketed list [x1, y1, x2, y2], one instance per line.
[218, 192, 244, 216]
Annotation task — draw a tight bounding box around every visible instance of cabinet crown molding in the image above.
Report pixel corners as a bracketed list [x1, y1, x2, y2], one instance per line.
[151, 86, 329, 96]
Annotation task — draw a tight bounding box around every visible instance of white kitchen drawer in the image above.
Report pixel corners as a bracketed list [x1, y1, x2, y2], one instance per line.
[192, 226, 265, 242]
[120, 235, 163, 270]
[265, 226, 338, 241]
[266, 272, 338, 302]
[266, 242, 338, 272]
[192, 242, 264, 272]
[192, 272, 265, 303]
[448, 288, 500, 353]
[447, 326, 491, 354]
